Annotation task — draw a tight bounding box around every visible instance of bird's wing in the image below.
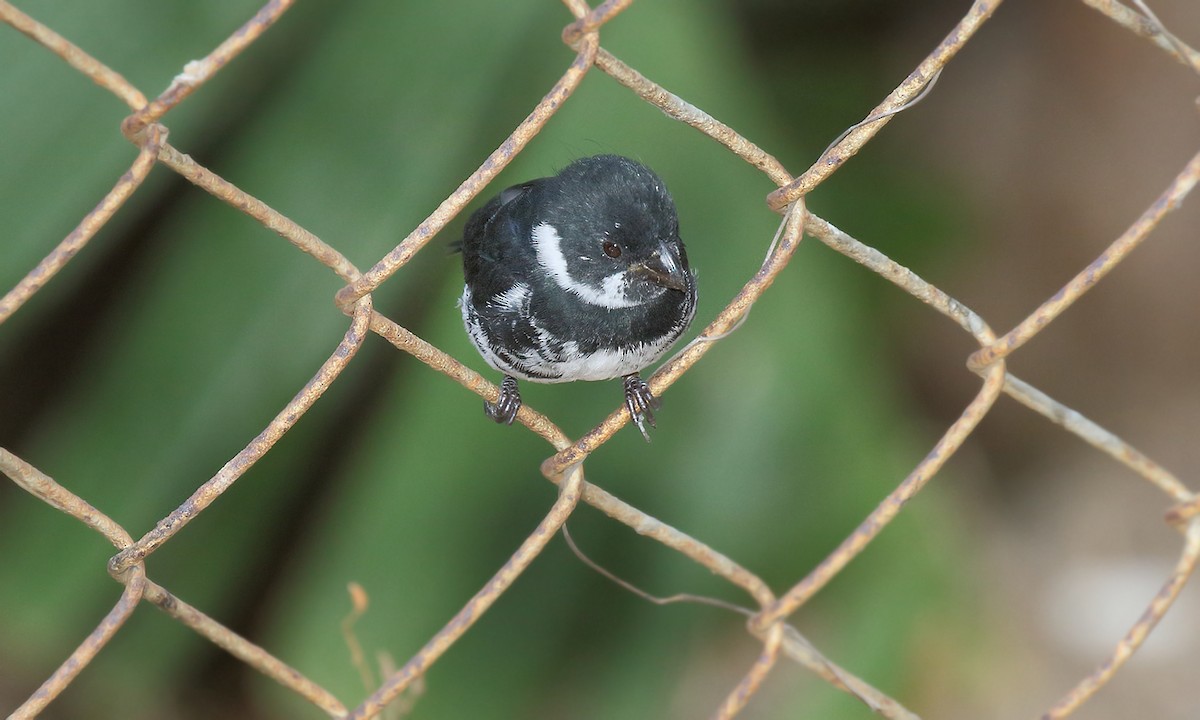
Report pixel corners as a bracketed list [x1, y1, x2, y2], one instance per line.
[457, 180, 554, 379]
[459, 175, 547, 282]
[448, 180, 540, 254]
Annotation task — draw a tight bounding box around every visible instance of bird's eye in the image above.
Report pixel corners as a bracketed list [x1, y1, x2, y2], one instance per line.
[602, 241, 622, 259]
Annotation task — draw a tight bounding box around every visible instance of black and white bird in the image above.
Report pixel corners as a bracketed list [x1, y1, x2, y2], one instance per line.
[458, 154, 697, 440]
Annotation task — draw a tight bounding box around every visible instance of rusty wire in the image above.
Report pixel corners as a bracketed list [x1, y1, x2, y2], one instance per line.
[2, 0, 1199, 718]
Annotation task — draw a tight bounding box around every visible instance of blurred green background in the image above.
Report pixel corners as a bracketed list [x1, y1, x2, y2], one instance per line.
[3, 1, 1199, 719]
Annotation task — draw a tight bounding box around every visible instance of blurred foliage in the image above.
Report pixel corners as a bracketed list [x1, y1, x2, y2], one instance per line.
[0, 1, 976, 718]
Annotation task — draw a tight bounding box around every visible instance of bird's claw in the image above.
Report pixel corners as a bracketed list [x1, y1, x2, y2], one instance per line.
[622, 374, 660, 442]
[485, 375, 521, 425]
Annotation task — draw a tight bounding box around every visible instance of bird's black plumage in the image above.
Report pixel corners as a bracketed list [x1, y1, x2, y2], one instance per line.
[458, 155, 696, 439]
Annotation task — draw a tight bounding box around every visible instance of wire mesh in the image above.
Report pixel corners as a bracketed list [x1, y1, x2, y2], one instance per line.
[2, 0, 1199, 718]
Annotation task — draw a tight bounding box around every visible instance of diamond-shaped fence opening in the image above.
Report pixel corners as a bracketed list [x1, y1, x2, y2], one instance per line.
[1, 1, 1198, 718]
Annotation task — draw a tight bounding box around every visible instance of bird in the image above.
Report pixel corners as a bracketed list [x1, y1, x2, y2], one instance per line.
[457, 154, 697, 441]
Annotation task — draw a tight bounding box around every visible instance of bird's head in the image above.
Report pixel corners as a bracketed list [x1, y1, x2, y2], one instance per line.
[532, 155, 692, 310]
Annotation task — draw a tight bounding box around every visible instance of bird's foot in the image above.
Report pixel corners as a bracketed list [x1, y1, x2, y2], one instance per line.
[622, 374, 660, 442]
[485, 375, 521, 425]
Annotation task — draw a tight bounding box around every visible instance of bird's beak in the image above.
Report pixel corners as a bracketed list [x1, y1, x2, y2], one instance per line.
[630, 241, 689, 292]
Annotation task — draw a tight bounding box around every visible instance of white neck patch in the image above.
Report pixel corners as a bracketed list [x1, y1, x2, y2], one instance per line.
[531, 222, 640, 309]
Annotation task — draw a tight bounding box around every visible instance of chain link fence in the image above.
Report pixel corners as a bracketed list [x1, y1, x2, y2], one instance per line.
[2, 0, 1199, 717]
